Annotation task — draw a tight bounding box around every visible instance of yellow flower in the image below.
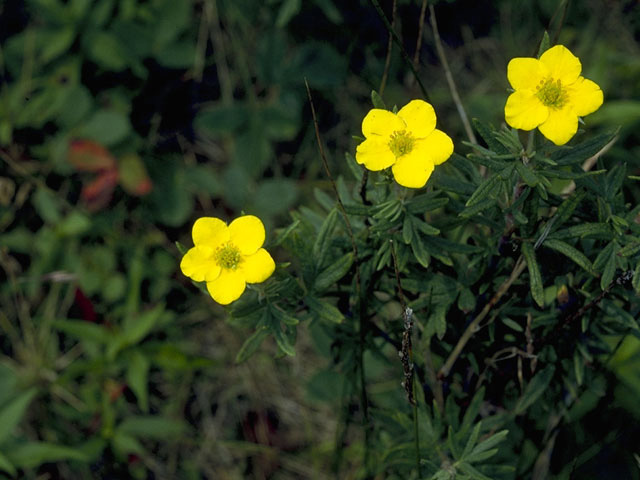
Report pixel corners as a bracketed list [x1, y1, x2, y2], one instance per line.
[355, 99, 453, 189]
[180, 215, 275, 305]
[505, 44, 603, 145]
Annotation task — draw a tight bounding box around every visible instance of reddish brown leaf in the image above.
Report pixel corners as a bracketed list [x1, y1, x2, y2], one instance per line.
[118, 153, 153, 196]
[69, 139, 116, 172]
[81, 168, 118, 211]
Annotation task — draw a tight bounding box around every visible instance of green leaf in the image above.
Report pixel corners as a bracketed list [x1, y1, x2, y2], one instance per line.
[78, 110, 131, 147]
[515, 161, 540, 187]
[407, 195, 449, 214]
[466, 172, 501, 207]
[123, 304, 164, 345]
[601, 243, 618, 290]
[126, 351, 150, 412]
[457, 461, 493, 480]
[53, 319, 112, 344]
[313, 252, 354, 292]
[537, 30, 551, 57]
[461, 422, 482, 459]
[312, 207, 339, 269]
[549, 190, 586, 232]
[112, 431, 145, 456]
[551, 130, 618, 166]
[270, 305, 299, 325]
[466, 429, 508, 463]
[593, 241, 616, 272]
[412, 216, 440, 236]
[543, 239, 594, 274]
[175, 241, 189, 255]
[7, 442, 88, 469]
[371, 90, 386, 109]
[411, 237, 431, 268]
[0, 451, 16, 476]
[276, 0, 301, 27]
[272, 219, 300, 246]
[521, 243, 544, 308]
[515, 365, 555, 414]
[306, 295, 344, 324]
[117, 416, 187, 439]
[235, 326, 269, 363]
[459, 198, 497, 218]
[549, 222, 611, 240]
[194, 104, 248, 137]
[402, 215, 414, 244]
[471, 119, 510, 155]
[270, 320, 295, 357]
[0, 388, 38, 444]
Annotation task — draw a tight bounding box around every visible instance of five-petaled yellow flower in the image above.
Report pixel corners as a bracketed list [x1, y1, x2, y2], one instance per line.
[355, 99, 453, 188]
[180, 215, 275, 305]
[505, 44, 603, 145]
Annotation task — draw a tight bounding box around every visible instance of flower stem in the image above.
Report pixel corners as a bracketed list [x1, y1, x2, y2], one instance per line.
[438, 254, 527, 379]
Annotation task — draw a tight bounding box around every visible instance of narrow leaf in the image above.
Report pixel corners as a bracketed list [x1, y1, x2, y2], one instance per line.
[312, 208, 338, 268]
[543, 239, 594, 274]
[0, 388, 38, 444]
[235, 326, 269, 363]
[521, 243, 544, 307]
[313, 252, 354, 292]
[465, 173, 500, 207]
[515, 365, 555, 414]
[306, 295, 344, 323]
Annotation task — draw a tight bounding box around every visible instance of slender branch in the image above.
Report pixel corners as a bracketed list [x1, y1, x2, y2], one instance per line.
[390, 240, 414, 405]
[206, 0, 233, 105]
[368, 0, 431, 102]
[428, 4, 477, 145]
[413, 0, 429, 68]
[305, 80, 371, 471]
[550, 0, 571, 46]
[560, 135, 617, 196]
[379, 0, 397, 96]
[438, 255, 527, 379]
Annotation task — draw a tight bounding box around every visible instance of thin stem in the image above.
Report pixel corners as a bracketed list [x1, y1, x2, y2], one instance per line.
[305, 80, 370, 472]
[428, 4, 477, 145]
[438, 255, 527, 379]
[413, 0, 429, 68]
[551, 0, 571, 46]
[368, 0, 431, 102]
[378, 0, 397, 96]
[207, 0, 234, 105]
[412, 377, 421, 477]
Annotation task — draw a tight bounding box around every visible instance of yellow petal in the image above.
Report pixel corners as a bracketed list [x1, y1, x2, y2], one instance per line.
[192, 217, 229, 247]
[505, 91, 549, 130]
[567, 77, 603, 117]
[180, 246, 221, 282]
[206, 269, 246, 305]
[397, 100, 436, 138]
[228, 215, 265, 255]
[242, 248, 275, 283]
[539, 45, 581, 84]
[355, 138, 396, 171]
[421, 129, 454, 165]
[507, 57, 548, 90]
[391, 150, 435, 189]
[538, 107, 578, 145]
[362, 108, 405, 138]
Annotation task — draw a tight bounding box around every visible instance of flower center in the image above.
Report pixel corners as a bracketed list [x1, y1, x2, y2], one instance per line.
[535, 77, 568, 109]
[215, 243, 242, 270]
[388, 130, 415, 157]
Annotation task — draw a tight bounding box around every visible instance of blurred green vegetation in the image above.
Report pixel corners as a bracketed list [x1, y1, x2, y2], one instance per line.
[1, 0, 639, 478]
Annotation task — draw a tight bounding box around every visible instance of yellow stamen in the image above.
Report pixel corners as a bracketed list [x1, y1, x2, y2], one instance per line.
[388, 130, 415, 157]
[535, 77, 568, 109]
[215, 243, 242, 270]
